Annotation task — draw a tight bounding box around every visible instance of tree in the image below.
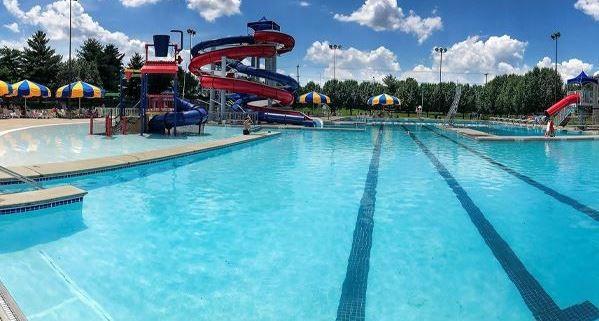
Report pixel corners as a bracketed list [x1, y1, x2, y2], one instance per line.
[125, 53, 145, 99]
[101, 44, 124, 92]
[77, 39, 104, 65]
[382, 74, 400, 94]
[177, 68, 200, 98]
[0, 47, 23, 83]
[22, 31, 62, 87]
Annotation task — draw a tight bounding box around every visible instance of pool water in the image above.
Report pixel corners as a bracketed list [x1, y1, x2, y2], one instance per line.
[0, 125, 596, 321]
[0, 123, 241, 166]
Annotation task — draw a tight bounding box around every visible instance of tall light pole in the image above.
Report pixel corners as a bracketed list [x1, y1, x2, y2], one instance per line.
[434, 47, 447, 112]
[484, 73, 489, 85]
[329, 44, 342, 80]
[183, 28, 196, 99]
[68, 0, 78, 115]
[551, 32, 561, 103]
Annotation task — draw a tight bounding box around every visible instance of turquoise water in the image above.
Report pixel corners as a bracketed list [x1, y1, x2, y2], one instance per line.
[0, 123, 240, 166]
[0, 125, 597, 320]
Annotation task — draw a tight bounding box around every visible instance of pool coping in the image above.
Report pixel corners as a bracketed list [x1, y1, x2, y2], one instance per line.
[0, 281, 28, 321]
[0, 186, 87, 215]
[443, 126, 599, 142]
[0, 131, 279, 186]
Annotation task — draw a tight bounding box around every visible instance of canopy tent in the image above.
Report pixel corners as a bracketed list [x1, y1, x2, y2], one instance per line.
[567, 71, 598, 85]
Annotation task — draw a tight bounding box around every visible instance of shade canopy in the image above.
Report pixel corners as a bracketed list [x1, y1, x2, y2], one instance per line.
[298, 91, 331, 105]
[0, 80, 12, 96]
[368, 93, 400, 106]
[56, 81, 104, 99]
[11, 80, 51, 98]
[567, 71, 598, 85]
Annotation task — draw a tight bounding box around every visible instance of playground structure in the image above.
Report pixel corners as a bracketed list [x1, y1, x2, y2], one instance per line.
[545, 71, 598, 128]
[189, 17, 320, 127]
[94, 32, 208, 137]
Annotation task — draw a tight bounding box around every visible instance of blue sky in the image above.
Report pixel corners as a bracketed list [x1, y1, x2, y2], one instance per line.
[2, 0, 599, 84]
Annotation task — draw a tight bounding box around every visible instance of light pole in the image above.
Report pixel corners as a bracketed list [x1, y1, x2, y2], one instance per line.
[434, 47, 447, 112]
[328, 44, 342, 80]
[68, 0, 78, 115]
[183, 28, 196, 99]
[484, 73, 489, 85]
[551, 32, 561, 103]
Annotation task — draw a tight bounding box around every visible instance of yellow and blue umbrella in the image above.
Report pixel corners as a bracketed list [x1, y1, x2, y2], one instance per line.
[299, 91, 331, 105]
[11, 80, 51, 98]
[56, 81, 104, 99]
[0, 80, 12, 97]
[368, 93, 400, 106]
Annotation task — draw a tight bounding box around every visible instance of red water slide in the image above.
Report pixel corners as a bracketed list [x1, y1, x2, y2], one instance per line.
[544, 93, 580, 117]
[188, 31, 296, 106]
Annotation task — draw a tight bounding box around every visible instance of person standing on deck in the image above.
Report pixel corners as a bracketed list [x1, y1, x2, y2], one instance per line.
[545, 118, 555, 137]
[243, 115, 253, 135]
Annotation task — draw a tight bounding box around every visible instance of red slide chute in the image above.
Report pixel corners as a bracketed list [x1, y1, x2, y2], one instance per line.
[544, 93, 580, 117]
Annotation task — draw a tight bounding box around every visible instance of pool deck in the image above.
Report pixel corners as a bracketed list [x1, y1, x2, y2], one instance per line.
[0, 185, 87, 215]
[0, 131, 279, 185]
[445, 126, 599, 141]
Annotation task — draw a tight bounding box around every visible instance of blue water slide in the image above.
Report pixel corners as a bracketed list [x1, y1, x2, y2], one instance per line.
[191, 36, 254, 56]
[227, 60, 299, 93]
[148, 98, 208, 133]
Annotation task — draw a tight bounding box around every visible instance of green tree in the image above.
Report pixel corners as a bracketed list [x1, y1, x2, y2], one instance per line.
[22, 31, 62, 87]
[101, 44, 124, 92]
[124, 53, 144, 99]
[0, 47, 23, 83]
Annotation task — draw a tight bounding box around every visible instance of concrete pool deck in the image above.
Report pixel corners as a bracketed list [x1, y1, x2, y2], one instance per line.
[0, 281, 27, 321]
[444, 126, 599, 142]
[0, 118, 91, 135]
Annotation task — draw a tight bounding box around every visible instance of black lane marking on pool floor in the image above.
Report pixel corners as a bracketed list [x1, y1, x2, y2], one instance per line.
[336, 125, 384, 321]
[401, 125, 599, 321]
[422, 125, 598, 222]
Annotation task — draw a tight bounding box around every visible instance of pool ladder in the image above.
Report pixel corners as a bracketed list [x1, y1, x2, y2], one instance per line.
[0, 165, 43, 190]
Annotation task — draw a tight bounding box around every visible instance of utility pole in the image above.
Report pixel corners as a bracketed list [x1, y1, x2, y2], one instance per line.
[329, 44, 342, 80]
[551, 32, 561, 103]
[434, 47, 447, 112]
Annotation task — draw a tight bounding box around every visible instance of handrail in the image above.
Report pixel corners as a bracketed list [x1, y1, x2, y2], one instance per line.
[0, 165, 43, 190]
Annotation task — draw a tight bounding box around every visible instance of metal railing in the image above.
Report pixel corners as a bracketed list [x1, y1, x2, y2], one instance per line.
[0, 165, 43, 190]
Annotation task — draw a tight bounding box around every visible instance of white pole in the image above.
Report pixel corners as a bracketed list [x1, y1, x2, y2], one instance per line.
[220, 55, 226, 121]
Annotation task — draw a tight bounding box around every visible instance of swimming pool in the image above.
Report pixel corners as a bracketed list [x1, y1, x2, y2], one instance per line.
[0, 125, 596, 321]
[0, 123, 241, 166]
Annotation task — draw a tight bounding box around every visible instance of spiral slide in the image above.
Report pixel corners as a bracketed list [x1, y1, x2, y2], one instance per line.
[189, 31, 316, 127]
[147, 97, 208, 133]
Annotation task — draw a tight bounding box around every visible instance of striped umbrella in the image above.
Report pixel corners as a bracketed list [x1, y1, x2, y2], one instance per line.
[56, 81, 104, 99]
[10, 80, 51, 110]
[367, 93, 400, 106]
[299, 91, 331, 105]
[11, 80, 51, 98]
[0, 80, 12, 97]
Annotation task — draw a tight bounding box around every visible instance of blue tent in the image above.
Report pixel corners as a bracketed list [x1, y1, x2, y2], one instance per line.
[567, 71, 598, 85]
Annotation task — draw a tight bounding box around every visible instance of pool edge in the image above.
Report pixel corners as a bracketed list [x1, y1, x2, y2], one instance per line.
[0, 281, 28, 321]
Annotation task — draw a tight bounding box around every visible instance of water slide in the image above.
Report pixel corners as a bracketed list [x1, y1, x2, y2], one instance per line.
[544, 93, 580, 126]
[189, 31, 317, 127]
[147, 97, 208, 133]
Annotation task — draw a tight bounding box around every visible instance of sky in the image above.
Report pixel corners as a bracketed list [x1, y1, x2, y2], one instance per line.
[1, 0, 599, 85]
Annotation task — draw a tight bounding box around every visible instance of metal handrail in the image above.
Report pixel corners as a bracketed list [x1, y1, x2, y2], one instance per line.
[0, 165, 43, 190]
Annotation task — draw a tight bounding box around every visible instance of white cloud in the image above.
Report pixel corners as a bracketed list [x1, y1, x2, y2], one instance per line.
[334, 0, 442, 43]
[402, 35, 529, 84]
[536, 57, 594, 81]
[575, 0, 599, 21]
[3, 22, 19, 33]
[2, 0, 145, 58]
[120, 0, 161, 7]
[304, 40, 400, 82]
[186, 0, 241, 22]
[298, 1, 310, 7]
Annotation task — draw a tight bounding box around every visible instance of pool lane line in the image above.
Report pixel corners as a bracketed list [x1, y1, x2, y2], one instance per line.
[336, 125, 384, 321]
[400, 125, 599, 321]
[422, 125, 598, 222]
